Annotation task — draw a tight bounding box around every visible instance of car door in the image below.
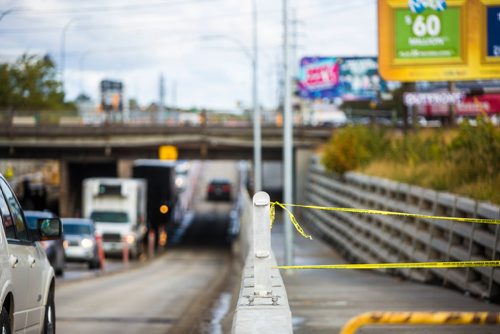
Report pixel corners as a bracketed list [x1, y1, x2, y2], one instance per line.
[25, 242, 46, 331]
[0, 179, 46, 332]
[0, 181, 30, 332]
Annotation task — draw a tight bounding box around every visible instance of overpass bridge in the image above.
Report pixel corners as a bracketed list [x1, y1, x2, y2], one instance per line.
[0, 124, 332, 216]
[0, 124, 332, 160]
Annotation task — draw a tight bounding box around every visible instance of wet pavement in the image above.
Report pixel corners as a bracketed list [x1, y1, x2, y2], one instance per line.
[271, 213, 500, 334]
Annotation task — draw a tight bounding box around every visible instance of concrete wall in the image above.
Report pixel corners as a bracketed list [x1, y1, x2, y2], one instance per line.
[231, 190, 293, 333]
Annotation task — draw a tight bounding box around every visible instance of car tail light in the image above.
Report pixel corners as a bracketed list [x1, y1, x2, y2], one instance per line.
[222, 185, 231, 192]
[208, 185, 215, 192]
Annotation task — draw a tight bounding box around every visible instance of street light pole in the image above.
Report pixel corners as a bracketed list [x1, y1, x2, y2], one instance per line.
[79, 50, 92, 94]
[0, 7, 23, 22]
[60, 18, 79, 94]
[252, 0, 262, 193]
[200, 30, 261, 192]
[283, 0, 294, 267]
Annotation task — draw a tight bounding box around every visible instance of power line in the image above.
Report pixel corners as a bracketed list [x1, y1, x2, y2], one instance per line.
[2, 0, 217, 16]
[0, 8, 281, 35]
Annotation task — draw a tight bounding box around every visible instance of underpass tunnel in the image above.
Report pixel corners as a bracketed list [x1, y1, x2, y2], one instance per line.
[59, 160, 117, 217]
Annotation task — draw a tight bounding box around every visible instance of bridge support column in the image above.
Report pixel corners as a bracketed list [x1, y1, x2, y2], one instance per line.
[59, 160, 71, 217]
[117, 159, 133, 178]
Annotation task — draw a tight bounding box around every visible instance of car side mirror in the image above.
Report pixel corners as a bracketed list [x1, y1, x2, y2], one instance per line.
[31, 218, 62, 241]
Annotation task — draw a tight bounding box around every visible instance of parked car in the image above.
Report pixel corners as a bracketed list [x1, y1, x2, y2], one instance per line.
[0, 173, 62, 333]
[24, 210, 66, 276]
[62, 218, 100, 269]
[207, 178, 232, 201]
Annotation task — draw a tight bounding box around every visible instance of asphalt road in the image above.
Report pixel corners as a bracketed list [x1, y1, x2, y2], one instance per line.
[55, 160, 239, 334]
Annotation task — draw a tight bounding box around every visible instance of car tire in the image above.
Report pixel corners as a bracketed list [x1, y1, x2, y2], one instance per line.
[43, 288, 55, 334]
[88, 259, 99, 270]
[55, 266, 64, 277]
[0, 306, 11, 334]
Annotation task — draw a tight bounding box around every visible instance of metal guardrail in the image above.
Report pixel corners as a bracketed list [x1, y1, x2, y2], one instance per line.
[304, 157, 500, 300]
[231, 190, 292, 334]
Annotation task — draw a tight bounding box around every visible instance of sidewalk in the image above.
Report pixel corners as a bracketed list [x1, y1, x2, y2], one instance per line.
[271, 214, 500, 334]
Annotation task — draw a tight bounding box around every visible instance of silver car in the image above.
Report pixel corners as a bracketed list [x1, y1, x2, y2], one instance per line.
[62, 218, 100, 269]
[0, 173, 62, 333]
[25, 210, 66, 276]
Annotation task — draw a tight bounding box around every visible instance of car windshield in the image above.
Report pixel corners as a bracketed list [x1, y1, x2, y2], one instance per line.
[63, 224, 92, 235]
[90, 211, 129, 223]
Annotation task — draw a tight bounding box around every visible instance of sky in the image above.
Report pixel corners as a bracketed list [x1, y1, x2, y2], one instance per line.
[0, 0, 377, 110]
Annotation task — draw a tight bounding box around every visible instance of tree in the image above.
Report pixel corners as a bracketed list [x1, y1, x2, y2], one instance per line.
[128, 98, 139, 111]
[0, 54, 75, 112]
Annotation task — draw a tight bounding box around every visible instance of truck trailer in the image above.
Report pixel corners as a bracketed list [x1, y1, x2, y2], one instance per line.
[82, 178, 147, 258]
[133, 160, 181, 249]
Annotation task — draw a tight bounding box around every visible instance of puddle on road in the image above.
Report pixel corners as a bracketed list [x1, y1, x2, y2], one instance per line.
[198, 292, 232, 334]
[293, 316, 306, 331]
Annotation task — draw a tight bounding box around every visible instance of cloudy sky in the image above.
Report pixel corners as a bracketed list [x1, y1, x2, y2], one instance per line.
[0, 0, 377, 110]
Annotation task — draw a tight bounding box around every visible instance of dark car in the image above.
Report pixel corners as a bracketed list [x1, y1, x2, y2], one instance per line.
[61, 218, 100, 269]
[207, 178, 232, 201]
[24, 210, 66, 276]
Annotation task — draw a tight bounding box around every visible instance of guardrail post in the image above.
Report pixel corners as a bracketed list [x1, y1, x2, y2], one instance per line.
[253, 191, 272, 296]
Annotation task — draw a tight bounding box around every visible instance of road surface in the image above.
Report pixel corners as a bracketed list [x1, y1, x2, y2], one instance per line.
[55, 160, 239, 333]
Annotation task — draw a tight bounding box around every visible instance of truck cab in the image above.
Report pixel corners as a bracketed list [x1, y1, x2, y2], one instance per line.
[82, 178, 147, 258]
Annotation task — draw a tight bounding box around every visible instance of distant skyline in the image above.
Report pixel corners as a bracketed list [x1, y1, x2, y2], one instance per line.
[0, 0, 376, 110]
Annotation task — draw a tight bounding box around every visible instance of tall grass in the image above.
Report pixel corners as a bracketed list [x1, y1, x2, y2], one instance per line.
[321, 119, 500, 204]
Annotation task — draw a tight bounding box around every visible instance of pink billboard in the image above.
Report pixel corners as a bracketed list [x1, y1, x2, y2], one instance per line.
[418, 94, 500, 117]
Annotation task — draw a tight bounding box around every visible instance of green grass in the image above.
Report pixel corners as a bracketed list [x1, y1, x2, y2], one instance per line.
[321, 119, 500, 205]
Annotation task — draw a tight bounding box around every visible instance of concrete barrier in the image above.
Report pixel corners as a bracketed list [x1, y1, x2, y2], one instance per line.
[231, 191, 292, 333]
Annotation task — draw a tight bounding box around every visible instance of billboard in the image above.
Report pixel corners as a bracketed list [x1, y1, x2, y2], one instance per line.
[298, 57, 386, 101]
[100, 80, 123, 112]
[417, 93, 500, 117]
[298, 57, 340, 99]
[378, 0, 500, 81]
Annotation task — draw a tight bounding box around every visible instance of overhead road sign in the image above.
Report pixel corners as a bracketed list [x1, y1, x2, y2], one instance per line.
[158, 145, 178, 161]
[378, 0, 500, 81]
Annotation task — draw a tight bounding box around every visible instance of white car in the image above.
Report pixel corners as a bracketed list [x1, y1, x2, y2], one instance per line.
[0, 174, 62, 333]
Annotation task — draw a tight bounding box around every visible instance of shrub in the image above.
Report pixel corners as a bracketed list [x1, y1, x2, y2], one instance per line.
[321, 125, 388, 174]
[450, 117, 500, 181]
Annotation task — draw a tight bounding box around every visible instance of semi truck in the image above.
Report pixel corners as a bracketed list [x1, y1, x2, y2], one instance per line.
[133, 160, 181, 250]
[82, 178, 147, 258]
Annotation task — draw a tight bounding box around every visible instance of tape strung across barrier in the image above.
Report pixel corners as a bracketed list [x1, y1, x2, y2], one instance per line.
[270, 201, 313, 239]
[276, 260, 500, 270]
[272, 202, 500, 226]
[270, 201, 500, 271]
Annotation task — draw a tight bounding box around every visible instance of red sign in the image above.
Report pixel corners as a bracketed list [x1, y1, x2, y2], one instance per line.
[418, 94, 500, 117]
[304, 62, 339, 90]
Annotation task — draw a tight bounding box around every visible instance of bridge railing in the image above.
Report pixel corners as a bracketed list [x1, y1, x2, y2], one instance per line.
[231, 190, 292, 333]
[305, 156, 500, 300]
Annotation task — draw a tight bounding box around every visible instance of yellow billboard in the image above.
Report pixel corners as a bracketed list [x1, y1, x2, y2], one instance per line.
[378, 0, 500, 81]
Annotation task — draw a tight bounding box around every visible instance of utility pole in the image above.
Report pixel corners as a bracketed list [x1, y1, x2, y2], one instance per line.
[172, 81, 177, 109]
[291, 8, 299, 81]
[159, 73, 165, 123]
[283, 0, 294, 267]
[252, 0, 262, 193]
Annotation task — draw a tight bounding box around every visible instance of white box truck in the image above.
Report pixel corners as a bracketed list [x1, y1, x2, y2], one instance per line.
[82, 178, 147, 258]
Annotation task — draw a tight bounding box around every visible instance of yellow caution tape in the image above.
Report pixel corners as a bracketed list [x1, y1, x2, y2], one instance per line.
[272, 202, 500, 225]
[276, 260, 500, 270]
[270, 202, 313, 240]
